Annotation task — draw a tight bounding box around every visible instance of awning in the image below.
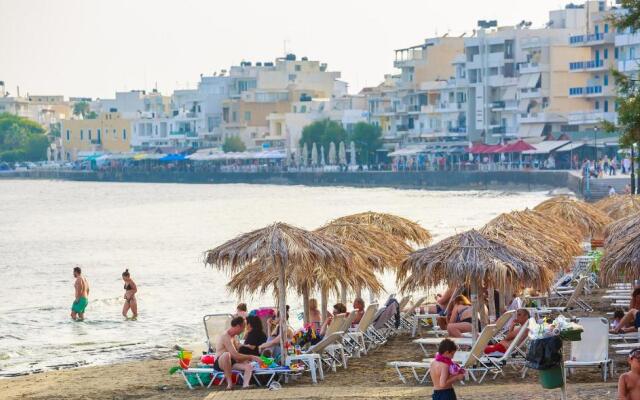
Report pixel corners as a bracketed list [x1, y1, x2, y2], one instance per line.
[388, 147, 425, 157]
[518, 73, 541, 88]
[502, 86, 517, 101]
[556, 142, 586, 152]
[519, 123, 545, 137]
[467, 143, 504, 154]
[522, 140, 571, 155]
[159, 154, 187, 162]
[501, 140, 535, 153]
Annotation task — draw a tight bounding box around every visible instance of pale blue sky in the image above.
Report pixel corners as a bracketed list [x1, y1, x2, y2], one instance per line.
[0, 0, 571, 98]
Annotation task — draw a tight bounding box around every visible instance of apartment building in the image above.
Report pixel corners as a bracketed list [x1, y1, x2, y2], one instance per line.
[60, 112, 132, 160]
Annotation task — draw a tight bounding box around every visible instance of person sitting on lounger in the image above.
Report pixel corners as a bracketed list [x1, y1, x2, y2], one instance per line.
[319, 303, 347, 336]
[484, 309, 530, 356]
[446, 295, 474, 338]
[214, 316, 262, 390]
[611, 289, 640, 334]
[427, 286, 456, 316]
[239, 315, 267, 356]
[351, 298, 365, 326]
[259, 308, 294, 359]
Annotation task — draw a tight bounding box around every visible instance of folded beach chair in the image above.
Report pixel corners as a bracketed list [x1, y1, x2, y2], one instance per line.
[564, 317, 613, 382]
[540, 277, 592, 313]
[387, 324, 498, 384]
[202, 314, 233, 352]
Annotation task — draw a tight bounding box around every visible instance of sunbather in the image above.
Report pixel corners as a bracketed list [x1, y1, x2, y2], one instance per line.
[484, 309, 530, 356]
[320, 303, 347, 336]
[618, 348, 640, 400]
[427, 286, 456, 316]
[351, 298, 365, 326]
[446, 295, 473, 338]
[214, 316, 262, 390]
[611, 289, 640, 334]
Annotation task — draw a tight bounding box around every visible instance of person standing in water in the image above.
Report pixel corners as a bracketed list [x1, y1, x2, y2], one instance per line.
[71, 266, 89, 321]
[122, 269, 138, 320]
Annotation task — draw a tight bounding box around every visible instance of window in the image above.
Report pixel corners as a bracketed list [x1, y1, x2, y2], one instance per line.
[604, 73, 609, 86]
[300, 105, 307, 113]
[232, 111, 237, 122]
[80, 129, 84, 140]
[66, 130, 70, 141]
[615, 47, 619, 60]
[113, 129, 117, 138]
[88, 129, 92, 141]
[604, 49, 608, 60]
[604, 23, 609, 33]
[295, 65, 301, 71]
[122, 129, 127, 140]
[97, 129, 101, 142]
[595, 50, 600, 60]
[595, 101, 600, 110]
[244, 111, 251, 121]
[604, 100, 609, 112]
[288, 74, 296, 81]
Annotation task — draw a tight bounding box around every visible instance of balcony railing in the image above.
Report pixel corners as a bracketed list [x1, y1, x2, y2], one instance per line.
[448, 127, 467, 133]
[570, 33, 604, 44]
[569, 59, 604, 70]
[491, 101, 505, 109]
[569, 85, 603, 96]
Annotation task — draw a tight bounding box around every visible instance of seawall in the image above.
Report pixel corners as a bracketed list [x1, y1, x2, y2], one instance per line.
[0, 169, 582, 193]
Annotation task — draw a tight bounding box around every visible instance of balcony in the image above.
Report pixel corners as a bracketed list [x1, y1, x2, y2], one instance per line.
[491, 101, 505, 110]
[519, 88, 543, 99]
[448, 126, 467, 133]
[487, 76, 518, 87]
[518, 112, 565, 124]
[569, 32, 614, 46]
[568, 85, 612, 97]
[568, 111, 617, 125]
[618, 59, 640, 74]
[519, 62, 549, 74]
[569, 59, 605, 72]
[615, 32, 640, 47]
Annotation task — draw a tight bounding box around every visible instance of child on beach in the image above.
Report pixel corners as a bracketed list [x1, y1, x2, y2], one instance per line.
[430, 339, 465, 400]
[618, 348, 640, 400]
[612, 309, 625, 331]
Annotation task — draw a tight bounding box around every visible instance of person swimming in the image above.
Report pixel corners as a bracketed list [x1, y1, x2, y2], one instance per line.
[122, 269, 138, 320]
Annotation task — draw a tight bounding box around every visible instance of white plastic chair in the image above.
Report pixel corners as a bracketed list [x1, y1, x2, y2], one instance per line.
[564, 317, 613, 382]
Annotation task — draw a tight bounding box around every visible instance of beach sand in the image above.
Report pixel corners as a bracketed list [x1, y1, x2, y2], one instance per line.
[0, 291, 623, 400]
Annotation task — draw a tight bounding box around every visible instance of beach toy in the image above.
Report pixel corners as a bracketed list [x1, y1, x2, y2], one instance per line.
[260, 355, 275, 367]
[201, 354, 215, 365]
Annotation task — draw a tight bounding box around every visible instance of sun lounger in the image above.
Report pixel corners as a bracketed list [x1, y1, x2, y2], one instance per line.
[539, 277, 593, 313]
[202, 314, 233, 352]
[346, 304, 379, 354]
[304, 331, 346, 373]
[478, 323, 529, 380]
[564, 317, 613, 382]
[180, 365, 296, 389]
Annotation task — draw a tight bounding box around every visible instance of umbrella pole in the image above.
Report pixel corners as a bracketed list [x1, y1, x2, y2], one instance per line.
[277, 262, 288, 366]
[302, 286, 310, 325]
[471, 281, 479, 343]
[321, 288, 328, 322]
[340, 282, 347, 304]
[487, 285, 496, 323]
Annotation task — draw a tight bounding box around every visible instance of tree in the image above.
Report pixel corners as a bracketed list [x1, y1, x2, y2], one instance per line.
[86, 111, 98, 119]
[222, 136, 246, 153]
[0, 113, 48, 162]
[73, 101, 90, 118]
[299, 119, 347, 155]
[604, 1, 640, 146]
[350, 122, 382, 165]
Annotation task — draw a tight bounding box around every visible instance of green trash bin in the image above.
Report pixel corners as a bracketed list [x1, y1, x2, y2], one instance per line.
[539, 366, 564, 389]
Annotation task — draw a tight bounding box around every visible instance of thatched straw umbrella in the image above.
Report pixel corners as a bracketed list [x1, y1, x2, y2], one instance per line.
[331, 211, 432, 246]
[204, 222, 352, 363]
[398, 229, 545, 341]
[534, 196, 612, 239]
[339, 141, 347, 165]
[316, 221, 413, 307]
[302, 143, 308, 167]
[604, 212, 640, 248]
[601, 220, 640, 285]
[328, 142, 337, 165]
[481, 210, 583, 273]
[311, 143, 319, 166]
[595, 195, 640, 221]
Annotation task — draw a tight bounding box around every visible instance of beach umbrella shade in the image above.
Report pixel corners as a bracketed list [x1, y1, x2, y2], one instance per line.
[311, 143, 318, 166]
[204, 222, 352, 364]
[604, 211, 640, 248]
[601, 219, 640, 285]
[350, 141, 357, 166]
[302, 142, 309, 167]
[481, 210, 583, 273]
[331, 211, 432, 247]
[534, 196, 612, 239]
[284, 144, 291, 167]
[328, 142, 337, 165]
[320, 145, 326, 166]
[595, 195, 640, 221]
[339, 141, 347, 165]
[397, 229, 545, 341]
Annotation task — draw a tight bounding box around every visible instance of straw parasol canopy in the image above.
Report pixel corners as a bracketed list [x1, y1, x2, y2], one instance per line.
[311, 143, 318, 166]
[204, 222, 353, 363]
[328, 142, 337, 165]
[398, 229, 546, 341]
[331, 211, 432, 246]
[481, 210, 583, 273]
[601, 220, 640, 285]
[302, 142, 309, 167]
[339, 141, 347, 165]
[533, 196, 612, 239]
[604, 212, 640, 248]
[595, 195, 640, 221]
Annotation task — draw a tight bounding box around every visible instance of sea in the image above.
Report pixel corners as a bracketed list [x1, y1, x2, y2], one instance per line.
[0, 179, 549, 376]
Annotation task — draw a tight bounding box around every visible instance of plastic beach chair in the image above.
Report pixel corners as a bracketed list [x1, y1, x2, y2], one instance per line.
[564, 317, 613, 382]
[202, 314, 233, 352]
[479, 323, 529, 380]
[346, 304, 378, 354]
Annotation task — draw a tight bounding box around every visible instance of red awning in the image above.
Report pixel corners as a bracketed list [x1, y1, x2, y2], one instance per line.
[467, 143, 507, 154]
[467, 143, 488, 154]
[500, 140, 535, 153]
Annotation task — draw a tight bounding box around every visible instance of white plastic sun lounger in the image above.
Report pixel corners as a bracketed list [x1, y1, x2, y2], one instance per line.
[564, 317, 613, 382]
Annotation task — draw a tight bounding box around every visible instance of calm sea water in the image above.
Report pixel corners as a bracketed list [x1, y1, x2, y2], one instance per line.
[0, 180, 549, 375]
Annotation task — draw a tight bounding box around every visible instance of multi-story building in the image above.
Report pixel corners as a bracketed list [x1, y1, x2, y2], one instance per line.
[0, 82, 71, 129]
[60, 112, 132, 160]
[91, 90, 171, 119]
[221, 55, 344, 150]
[566, 0, 618, 130]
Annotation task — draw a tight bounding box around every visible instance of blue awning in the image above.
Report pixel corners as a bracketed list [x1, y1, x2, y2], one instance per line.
[159, 154, 187, 162]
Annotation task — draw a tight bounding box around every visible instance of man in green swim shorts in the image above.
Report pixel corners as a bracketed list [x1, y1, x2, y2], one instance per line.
[71, 266, 90, 321]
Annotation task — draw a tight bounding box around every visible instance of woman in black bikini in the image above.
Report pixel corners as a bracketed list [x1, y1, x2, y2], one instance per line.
[446, 295, 473, 337]
[122, 269, 138, 319]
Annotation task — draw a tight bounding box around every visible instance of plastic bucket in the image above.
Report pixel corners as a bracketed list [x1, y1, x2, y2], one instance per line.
[539, 366, 564, 389]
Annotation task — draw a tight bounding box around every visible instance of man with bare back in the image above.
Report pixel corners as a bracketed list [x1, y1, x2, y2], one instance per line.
[214, 316, 262, 389]
[71, 266, 89, 321]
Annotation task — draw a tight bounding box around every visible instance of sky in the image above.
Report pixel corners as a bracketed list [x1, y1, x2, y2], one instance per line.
[0, 0, 571, 99]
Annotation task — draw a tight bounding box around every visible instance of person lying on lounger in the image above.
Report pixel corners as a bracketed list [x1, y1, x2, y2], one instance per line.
[484, 309, 530, 356]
